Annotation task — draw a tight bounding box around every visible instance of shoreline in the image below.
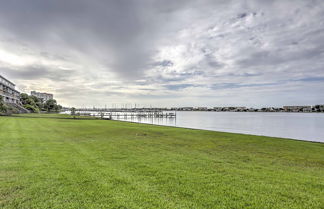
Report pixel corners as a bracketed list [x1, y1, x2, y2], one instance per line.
[174, 111, 324, 113]
[12, 113, 324, 144]
[111, 118, 324, 144]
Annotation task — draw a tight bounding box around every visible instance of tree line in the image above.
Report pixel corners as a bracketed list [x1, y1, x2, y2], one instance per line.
[20, 93, 62, 113]
[0, 93, 62, 115]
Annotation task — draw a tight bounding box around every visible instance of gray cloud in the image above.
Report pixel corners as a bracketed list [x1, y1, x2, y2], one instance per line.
[0, 0, 194, 78]
[0, 65, 75, 81]
[164, 84, 196, 91]
[0, 0, 323, 107]
[153, 60, 174, 67]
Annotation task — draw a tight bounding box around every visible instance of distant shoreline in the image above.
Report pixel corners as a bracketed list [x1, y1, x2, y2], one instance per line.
[172, 110, 324, 113]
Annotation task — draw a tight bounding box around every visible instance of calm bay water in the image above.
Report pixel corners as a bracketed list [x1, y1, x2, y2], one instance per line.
[117, 112, 324, 143]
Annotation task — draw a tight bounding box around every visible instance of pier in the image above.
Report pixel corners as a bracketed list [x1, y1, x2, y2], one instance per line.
[72, 108, 176, 120]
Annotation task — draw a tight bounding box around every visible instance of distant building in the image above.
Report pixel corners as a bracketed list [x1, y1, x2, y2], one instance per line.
[234, 107, 247, 112]
[31, 91, 53, 102]
[213, 107, 223, 112]
[180, 107, 194, 111]
[221, 107, 246, 112]
[195, 107, 208, 111]
[283, 106, 312, 112]
[0, 75, 20, 104]
[247, 108, 258, 112]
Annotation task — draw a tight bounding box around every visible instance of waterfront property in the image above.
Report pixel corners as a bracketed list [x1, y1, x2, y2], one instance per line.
[66, 105, 324, 114]
[170, 105, 324, 113]
[283, 106, 312, 112]
[31, 90, 54, 102]
[0, 75, 20, 104]
[0, 115, 323, 208]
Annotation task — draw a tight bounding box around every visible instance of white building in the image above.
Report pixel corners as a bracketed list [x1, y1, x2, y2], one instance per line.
[283, 106, 312, 112]
[31, 91, 54, 102]
[0, 75, 20, 104]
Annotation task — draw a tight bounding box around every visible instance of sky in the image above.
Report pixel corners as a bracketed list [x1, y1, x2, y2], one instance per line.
[0, 0, 324, 108]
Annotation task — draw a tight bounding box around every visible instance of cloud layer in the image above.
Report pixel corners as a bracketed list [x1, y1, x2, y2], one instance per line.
[0, 0, 323, 107]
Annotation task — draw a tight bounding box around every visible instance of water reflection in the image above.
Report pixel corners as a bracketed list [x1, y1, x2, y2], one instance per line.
[118, 114, 177, 126]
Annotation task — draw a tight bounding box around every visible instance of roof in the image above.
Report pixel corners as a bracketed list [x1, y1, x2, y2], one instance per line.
[0, 75, 16, 86]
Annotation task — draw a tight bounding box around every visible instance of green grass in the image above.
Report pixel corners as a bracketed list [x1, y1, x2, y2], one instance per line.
[13, 113, 98, 119]
[0, 115, 323, 209]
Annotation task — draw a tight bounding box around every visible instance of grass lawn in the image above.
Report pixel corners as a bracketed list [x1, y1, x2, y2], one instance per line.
[0, 115, 323, 208]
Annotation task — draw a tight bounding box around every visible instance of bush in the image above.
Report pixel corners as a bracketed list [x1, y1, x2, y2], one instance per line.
[44, 99, 62, 112]
[0, 105, 9, 115]
[0, 96, 9, 115]
[5, 106, 20, 115]
[24, 104, 40, 113]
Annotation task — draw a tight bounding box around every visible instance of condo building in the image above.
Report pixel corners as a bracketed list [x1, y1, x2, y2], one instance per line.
[31, 91, 53, 102]
[0, 75, 20, 104]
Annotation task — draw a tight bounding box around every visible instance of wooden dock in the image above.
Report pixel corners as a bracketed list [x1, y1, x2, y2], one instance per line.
[75, 110, 176, 120]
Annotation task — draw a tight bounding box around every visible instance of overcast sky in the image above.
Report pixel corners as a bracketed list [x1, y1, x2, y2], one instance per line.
[0, 0, 324, 107]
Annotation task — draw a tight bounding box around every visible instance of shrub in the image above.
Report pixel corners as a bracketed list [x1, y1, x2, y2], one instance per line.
[24, 104, 40, 113]
[0, 95, 9, 115]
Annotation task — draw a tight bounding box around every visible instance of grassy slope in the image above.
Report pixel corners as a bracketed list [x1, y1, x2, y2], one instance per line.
[0, 116, 323, 209]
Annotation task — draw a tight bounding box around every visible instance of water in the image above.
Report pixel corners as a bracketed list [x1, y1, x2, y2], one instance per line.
[116, 112, 324, 143]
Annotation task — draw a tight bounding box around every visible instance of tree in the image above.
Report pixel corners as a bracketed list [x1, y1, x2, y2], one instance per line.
[0, 95, 8, 115]
[71, 107, 76, 119]
[20, 93, 40, 113]
[30, 95, 44, 110]
[44, 99, 57, 112]
[24, 104, 39, 113]
[54, 104, 62, 112]
[20, 93, 30, 105]
[20, 93, 63, 113]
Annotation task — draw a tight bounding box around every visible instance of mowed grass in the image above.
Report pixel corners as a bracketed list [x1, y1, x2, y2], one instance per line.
[0, 115, 323, 209]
